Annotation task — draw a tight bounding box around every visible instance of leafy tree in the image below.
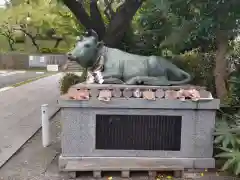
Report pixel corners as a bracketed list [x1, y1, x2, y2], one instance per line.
[129, 1, 173, 55]
[228, 41, 240, 105]
[149, 0, 240, 100]
[0, 9, 16, 51]
[127, 0, 194, 56]
[0, 24, 16, 51]
[0, 0, 81, 52]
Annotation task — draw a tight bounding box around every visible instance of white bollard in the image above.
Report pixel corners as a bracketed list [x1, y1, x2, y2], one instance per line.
[41, 104, 50, 147]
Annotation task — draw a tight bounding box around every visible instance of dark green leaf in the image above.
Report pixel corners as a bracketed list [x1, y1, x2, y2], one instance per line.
[221, 158, 235, 171]
[218, 147, 234, 153]
[235, 161, 240, 175]
[222, 136, 230, 148]
[214, 135, 224, 144]
[215, 152, 233, 158]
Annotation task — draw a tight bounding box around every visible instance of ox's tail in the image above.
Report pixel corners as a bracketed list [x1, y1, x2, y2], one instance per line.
[168, 68, 192, 85]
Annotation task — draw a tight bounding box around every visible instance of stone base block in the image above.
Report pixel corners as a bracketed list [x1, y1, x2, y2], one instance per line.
[59, 156, 215, 171]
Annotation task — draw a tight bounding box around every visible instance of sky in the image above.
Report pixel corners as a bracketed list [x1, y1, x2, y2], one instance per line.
[0, 0, 5, 6]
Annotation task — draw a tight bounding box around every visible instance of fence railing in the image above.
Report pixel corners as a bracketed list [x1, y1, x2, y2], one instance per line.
[0, 53, 68, 69]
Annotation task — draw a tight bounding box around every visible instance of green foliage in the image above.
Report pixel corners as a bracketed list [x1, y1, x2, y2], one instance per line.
[226, 41, 240, 106]
[127, 0, 180, 55]
[214, 112, 240, 175]
[149, 0, 240, 52]
[228, 72, 240, 106]
[20, 0, 82, 37]
[170, 49, 216, 93]
[14, 30, 25, 43]
[127, 0, 218, 55]
[59, 71, 87, 94]
[0, 0, 83, 52]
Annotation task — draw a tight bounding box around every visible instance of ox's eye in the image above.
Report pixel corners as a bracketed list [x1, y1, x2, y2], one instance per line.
[84, 44, 90, 48]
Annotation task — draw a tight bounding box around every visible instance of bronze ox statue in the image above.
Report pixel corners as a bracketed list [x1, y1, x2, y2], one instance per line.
[67, 30, 192, 86]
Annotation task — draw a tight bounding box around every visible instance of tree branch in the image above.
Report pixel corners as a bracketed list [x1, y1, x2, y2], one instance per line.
[53, 39, 62, 48]
[62, 0, 92, 30]
[51, 35, 63, 48]
[6, 28, 15, 51]
[0, 24, 15, 51]
[0, 31, 15, 51]
[14, 27, 39, 51]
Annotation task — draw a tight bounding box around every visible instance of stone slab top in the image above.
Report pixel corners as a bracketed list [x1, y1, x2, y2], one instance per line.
[59, 97, 220, 110]
[61, 83, 218, 104]
[71, 83, 206, 90]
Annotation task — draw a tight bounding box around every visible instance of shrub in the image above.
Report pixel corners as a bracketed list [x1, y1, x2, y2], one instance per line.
[214, 112, 240, 176]
[171, 49, 216, 94]
[228, 72, 240, 106]
[59, 70, 87, 94]
[227, 41, 240, 106]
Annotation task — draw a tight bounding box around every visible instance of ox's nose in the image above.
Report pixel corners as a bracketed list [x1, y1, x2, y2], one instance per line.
[67, 53, 74, 61]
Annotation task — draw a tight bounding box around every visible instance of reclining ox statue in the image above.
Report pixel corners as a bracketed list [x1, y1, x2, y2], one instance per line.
[67, 30, 192, 86]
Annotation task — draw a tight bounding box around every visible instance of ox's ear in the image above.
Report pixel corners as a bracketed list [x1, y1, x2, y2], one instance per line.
[76, 36, 83, 41]
[97, 41, 104, 49]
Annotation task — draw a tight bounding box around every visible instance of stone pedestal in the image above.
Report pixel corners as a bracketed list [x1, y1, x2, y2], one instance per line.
[58, 84, 220, 172]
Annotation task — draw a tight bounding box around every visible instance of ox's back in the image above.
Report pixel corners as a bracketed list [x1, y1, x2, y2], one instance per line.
[103, 47, 153, 80]
[104, 47, 148, 62]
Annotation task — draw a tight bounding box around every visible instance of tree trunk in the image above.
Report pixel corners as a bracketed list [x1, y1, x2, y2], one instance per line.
[53, 39, 61, 48]
[62, 0, 92, 30]
[62, 0, 144, 47]
[103, 0, 144, 47]
[63, 0, 105, 39]
[7, 38, 15, 51]
[90, 0, 106, 39]
[214, 31, 228, 100]
[52, 36, 63, 48]
[15, 28, 39, 51]
[24, 32, 39, 51]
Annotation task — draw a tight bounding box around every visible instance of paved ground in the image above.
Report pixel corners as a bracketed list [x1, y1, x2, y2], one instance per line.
[0, 113, 67, 180]
[0, 73, 62, 168]
[0, 70, 49, 88]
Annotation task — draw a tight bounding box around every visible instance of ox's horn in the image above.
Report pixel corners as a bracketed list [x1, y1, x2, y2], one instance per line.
[90, 29, 99, 41]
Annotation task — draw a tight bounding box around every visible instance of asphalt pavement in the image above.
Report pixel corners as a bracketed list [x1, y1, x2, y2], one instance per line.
[0, 73, 61, 169]
[0, 71, 48, 88]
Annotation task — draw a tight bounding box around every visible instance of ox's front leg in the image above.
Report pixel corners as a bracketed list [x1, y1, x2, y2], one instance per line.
[101, 72, 124, 84]
[103, 77, 125, 84]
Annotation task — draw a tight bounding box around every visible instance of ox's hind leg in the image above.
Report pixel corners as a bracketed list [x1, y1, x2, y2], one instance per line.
[103, 77, 125, 84]
[126, 76, 170, 86]
[101, 71, 124, 84]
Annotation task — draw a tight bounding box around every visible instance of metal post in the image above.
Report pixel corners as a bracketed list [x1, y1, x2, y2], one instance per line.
[41, 104, 50, 147]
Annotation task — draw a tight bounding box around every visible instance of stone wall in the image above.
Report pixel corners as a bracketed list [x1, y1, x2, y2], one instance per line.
[0, 53, 68, 70]
[0, 53, 29, 69]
